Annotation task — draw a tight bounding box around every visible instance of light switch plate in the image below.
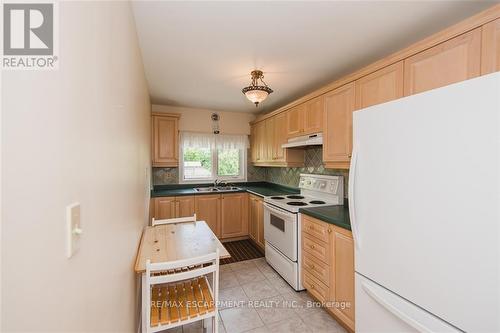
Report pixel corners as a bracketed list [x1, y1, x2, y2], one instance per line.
[66, 202, 82, 258]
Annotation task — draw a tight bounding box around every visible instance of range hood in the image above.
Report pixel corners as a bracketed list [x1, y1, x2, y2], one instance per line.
[281, 133, 323, 148]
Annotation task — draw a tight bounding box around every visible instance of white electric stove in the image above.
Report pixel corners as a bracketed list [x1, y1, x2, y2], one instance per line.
[263, 174, 344, 290]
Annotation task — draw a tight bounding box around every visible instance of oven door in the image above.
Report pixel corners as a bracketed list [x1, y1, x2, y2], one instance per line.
[263, 203, 297, 261]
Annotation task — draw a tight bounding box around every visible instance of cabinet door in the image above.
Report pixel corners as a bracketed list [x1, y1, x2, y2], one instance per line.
[404, 28, 481, 96]
[221, 193, 248, 239]
[175, 196, 195, 218]
[273, 112, 287, 161]
[330, 227, 355, 330]
[265, 117, 274, 162]
[286, 105, 305, 137]
[256, 197, 265, 248]
[303, 96, 324, 134]
[323, 83, 355, 169]
[195, 194, 221, 237]
[152, 115, 179, 167]
[255, 121, 266, 162]
[250, 124, 258, 163]
[154, 197, 176, 220]
[356, 61, 404, 109]
[481, 18, 500, 75]
[248, 195, 258, 241]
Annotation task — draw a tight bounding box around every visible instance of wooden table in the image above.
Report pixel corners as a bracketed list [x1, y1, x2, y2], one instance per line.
[135, 221, 230, 331]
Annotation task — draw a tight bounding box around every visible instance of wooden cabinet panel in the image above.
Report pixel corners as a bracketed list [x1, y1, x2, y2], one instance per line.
[221, 193, 248, 238]
[176, 196, 195, 218]
[264, 117, 274, 162]
[303, 251, 330, 286]
[250, 124, 258, 163]
[254, 121, 266, 162]
[286, 105, 305, 137]
[303, 271, 329, 303]
[404, 28, 481, 96]
[303, 96, 324, 134]
[195, 194, 221, 237]
[323, 83, 355, 169]
[356, 61, 404, 109]
[482, 18, 500, 74]
[248, 194, 264, 249]
[152, 113, 180, 167]
[154, 197, 176, 220]
[272, 112, 287, 161]
[330, 228, 355, 330]
[303, 234, 330, 264]
[303, 215, 331, 243]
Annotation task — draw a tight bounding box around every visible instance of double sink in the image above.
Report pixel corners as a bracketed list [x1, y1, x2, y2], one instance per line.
[194, 186, 241, 193]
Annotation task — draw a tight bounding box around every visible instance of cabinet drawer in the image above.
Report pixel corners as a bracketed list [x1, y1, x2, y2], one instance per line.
[303, 234, 330, 264]
[302, 216, 331, 243]
[303, 271, 329, 303]
[303, 251, 329, 286]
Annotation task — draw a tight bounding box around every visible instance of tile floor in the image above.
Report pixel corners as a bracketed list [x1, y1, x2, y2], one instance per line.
[166, 257, 347, 333]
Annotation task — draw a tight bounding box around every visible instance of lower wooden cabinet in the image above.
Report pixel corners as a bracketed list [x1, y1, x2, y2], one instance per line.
[221, 193, 248, 239]
[301, 214, 355, 332]
[152, 196, 195, 220]
[248, 194, 265, 249]
[195, 194, 221, 237]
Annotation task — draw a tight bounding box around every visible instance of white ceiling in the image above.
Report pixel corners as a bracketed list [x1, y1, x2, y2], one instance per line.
[132, 1, 495, 113]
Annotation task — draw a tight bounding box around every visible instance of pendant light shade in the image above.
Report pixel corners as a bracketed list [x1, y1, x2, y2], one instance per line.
[242, 70, 273, 107]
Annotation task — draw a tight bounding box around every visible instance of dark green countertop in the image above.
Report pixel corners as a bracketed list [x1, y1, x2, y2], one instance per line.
[299, 203, 351, 231]
[151, 182, 299, 198]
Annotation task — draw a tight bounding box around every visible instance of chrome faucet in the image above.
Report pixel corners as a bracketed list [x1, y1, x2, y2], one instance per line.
[213, 179, 220, 187]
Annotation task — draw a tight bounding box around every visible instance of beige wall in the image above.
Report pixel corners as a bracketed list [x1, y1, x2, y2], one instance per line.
[2, 2, 150, 332]
[152, 104, 255, 135]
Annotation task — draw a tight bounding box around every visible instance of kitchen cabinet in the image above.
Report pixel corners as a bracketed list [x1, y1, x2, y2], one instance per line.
[152, 196, 195, 220]
[303, 96, 324, 135]
[265, 117, 274, 162]
[482, 18, 500, 74]
[248, 194, 265, 249]
[272, 112, 287, 161]
[403, 28, 481, 96]
[152, 113, 180, 167]
[301, 214, 354, 332]
[221, 193, 248, 239]
[322, 82, 355, 169]
[286, 104, 305, 138]
[195, 194, 221, 237]
[356, 61, 404, 109]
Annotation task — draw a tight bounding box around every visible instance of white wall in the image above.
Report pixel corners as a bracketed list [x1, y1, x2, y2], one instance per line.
[1, 2, 150, 332]
[152, 104, 255, 135]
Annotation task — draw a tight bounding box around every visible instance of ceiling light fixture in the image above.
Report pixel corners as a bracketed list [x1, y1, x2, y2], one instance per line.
[242, 70, 273, 107]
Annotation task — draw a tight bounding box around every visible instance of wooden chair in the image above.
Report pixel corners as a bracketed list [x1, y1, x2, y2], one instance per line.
[152, 213, 197, 226]
[145, 249, 219, 333]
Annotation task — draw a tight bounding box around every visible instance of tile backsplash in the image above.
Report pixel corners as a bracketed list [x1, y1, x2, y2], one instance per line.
[265, 147, 349, 197]
[152, 147, 348, 197]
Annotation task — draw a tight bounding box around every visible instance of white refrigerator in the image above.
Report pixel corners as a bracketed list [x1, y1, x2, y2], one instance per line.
[350, 73, 500, 332]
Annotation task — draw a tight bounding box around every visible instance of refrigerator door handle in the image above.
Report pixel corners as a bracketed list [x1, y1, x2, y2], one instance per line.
[348, 144, 360, 249]
[361, 280, 460, 333]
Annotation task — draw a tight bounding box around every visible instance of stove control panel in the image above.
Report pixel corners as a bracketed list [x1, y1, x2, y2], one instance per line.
[299, 174, 344, 199]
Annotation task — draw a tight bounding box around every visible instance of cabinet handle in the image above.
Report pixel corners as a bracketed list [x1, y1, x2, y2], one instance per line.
[327, 228, 332, 233]
[348, 154, 352, 158]
[309, 226, 314, 230]
[309, 264, 315, 269]
[310, 284, 315, 289]
[310, 244, 315, 249]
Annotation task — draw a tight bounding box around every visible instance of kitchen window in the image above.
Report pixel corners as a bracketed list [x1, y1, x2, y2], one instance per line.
[179, 132, 248, 183]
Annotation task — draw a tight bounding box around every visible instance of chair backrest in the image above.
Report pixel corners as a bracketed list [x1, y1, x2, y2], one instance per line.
[152, 213, 197, 226]
[145, 249, 219, 329]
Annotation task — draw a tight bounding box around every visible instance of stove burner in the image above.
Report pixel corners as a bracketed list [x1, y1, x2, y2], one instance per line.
[270, 196, 285, 200]
[287, 201, 308, 206]
[310, 200, 326, 204]
[286, 195, 304, 199]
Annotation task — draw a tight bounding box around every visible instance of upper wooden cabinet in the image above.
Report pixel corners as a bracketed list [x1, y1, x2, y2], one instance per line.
[323, 83, 355, 169]
[152, 113, 180, 167]
[272, 112, 287, 161]
[286, 104, 305, 137]
[356, 61, 404, 109]
[221, 193, 248, 239]
[303, 96, 324, 135]
[482, 18, 500, 74]
[403, 28, 481, 96]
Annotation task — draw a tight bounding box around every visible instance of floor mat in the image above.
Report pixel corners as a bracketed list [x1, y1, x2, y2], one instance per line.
[220, 239, 264, 265]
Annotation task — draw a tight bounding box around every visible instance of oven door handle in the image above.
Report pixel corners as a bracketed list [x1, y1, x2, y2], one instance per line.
[264, 202, 292, 219]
